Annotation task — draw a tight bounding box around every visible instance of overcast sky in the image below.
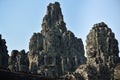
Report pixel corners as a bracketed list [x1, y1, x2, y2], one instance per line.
[0, 0, 120, 55]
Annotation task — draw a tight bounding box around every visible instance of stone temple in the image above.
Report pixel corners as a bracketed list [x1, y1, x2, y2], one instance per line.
[0, 2, 120, 80]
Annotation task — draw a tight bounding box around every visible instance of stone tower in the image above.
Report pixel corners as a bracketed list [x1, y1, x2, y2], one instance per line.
[28, 2, 86, 76]
[86, 22, 119, 80]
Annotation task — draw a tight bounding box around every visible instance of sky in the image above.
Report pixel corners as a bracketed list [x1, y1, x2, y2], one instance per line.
[0, 0, 120, 56]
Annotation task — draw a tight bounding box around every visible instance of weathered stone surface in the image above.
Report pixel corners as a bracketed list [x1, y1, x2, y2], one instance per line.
[0, 34, 9, 68]
[8, 50, 29, 72]
[28, 2, 86, 77]
[75, 22, 119, 80]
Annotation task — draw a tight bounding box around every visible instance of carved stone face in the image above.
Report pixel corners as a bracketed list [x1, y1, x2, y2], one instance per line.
[87, 45, 96, 58]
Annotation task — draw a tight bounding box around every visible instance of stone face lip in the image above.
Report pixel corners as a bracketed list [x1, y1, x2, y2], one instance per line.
[75, 22, 119, 80]
[0, 34, 9, 68]
[28, 2, 86, 77]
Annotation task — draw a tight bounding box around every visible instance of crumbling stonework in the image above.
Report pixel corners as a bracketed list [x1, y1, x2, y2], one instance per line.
[8, 50, 29, 72]
[28, 2, 86, 76]
[0, 34, 9, 68]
